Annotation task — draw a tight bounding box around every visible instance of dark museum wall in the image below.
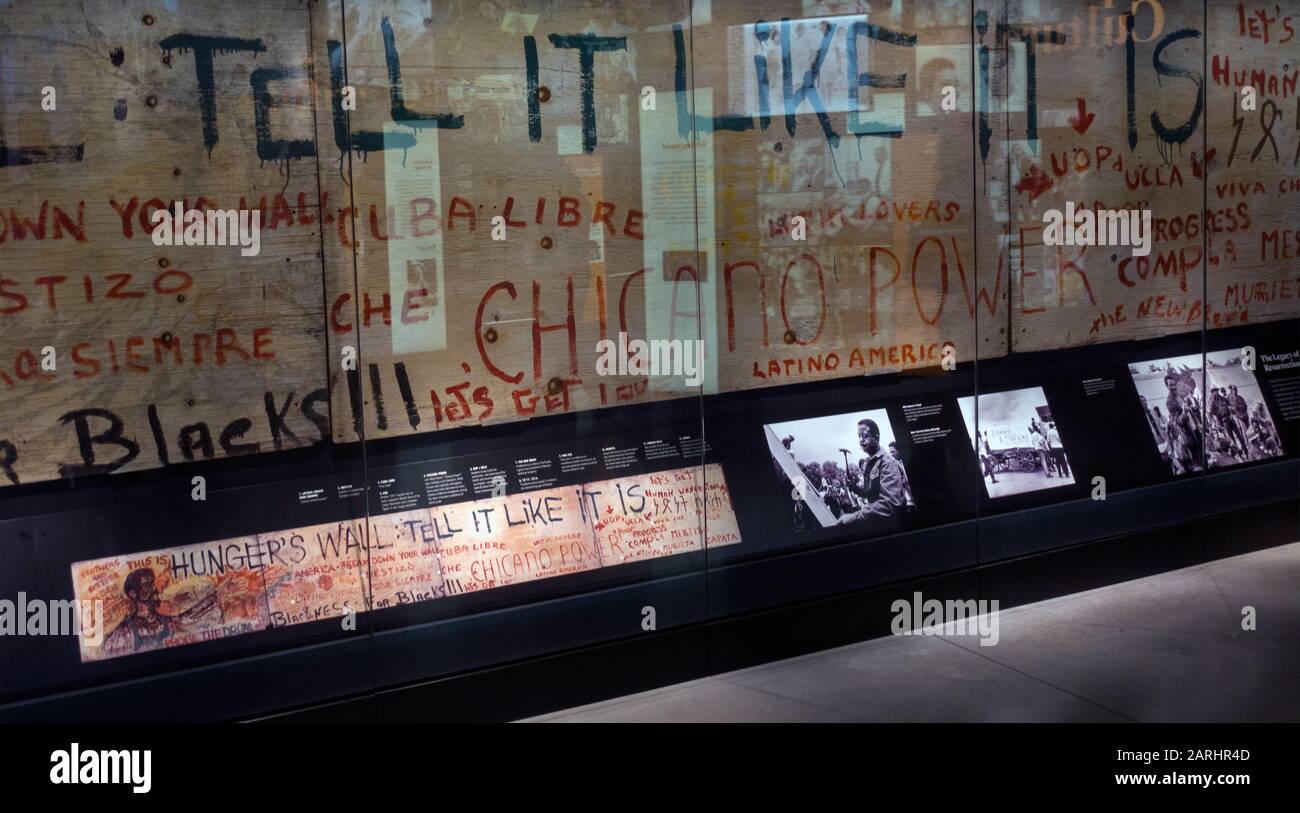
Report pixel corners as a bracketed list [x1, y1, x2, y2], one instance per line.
[0, 0, 1296, 720]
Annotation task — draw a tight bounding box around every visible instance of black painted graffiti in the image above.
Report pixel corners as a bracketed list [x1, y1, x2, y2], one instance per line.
[535, 33, 627, 154]
[0, 389, 332, 482]
[381, 16, 463, 132]
[671, 19, 917, 144]
[0, 17, 1216, 175]
[1148, 26, 1203, 156]
[0, 117, 84, 167]
[1229, 97, 1292, 166]
[250, 66, 317, 162]
[160, 34, 268, 157]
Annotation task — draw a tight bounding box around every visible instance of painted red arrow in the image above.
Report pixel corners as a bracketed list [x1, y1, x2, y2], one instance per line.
[1190, 148, 1217, 179]
[1069, 98, 1095, 135]
[1015, 163, 1053, 201]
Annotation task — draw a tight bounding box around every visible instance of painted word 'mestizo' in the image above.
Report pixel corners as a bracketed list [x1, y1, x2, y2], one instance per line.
[150, 203, 261, 257]
[595, 332, 704, 387]
[1043, 201, 1152, 257]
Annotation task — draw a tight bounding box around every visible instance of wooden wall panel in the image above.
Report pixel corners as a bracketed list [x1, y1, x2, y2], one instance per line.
[1205, 0, 1300, 330]
[983, 0, 1299, 351]
[316, 0, 995, 445]
[2, 0, 1295, 487]
[313, 0, 699, 443]
[0, 0, 327, 486]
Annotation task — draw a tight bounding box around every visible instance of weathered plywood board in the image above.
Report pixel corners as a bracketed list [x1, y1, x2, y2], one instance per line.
[317, 0, 1001, 445]
[3, 0, 1296, 486]
[312, 0, 991, 444]
[984, 0, 1299, 351]
[313, 0, 702, 443]
[697, 1, 1001, 392]
[1, 0, 328, 486]
[1205, 1, 1300, 327]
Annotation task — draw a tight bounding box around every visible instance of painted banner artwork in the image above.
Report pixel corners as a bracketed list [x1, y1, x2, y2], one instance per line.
[70, 463, 740, 661]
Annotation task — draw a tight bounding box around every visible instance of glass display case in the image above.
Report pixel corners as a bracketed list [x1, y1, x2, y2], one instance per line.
[1, 0, 1296, 721]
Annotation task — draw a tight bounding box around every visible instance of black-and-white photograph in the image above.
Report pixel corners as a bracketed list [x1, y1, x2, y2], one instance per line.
[958, 387, 1074, 499]
[765, 410, 915, 531]
[1130, 349, 1284, 475]
[915, 45, 971, 116]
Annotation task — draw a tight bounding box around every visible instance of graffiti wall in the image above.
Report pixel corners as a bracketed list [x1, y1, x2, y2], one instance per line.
[2, 0, 1296, 486]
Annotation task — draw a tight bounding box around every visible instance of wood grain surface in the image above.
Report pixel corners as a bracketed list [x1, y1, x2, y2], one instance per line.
[2, 0, 1295, 487]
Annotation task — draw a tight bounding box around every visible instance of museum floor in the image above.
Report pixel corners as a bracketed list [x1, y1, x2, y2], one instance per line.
[525, 541, 1300, 723]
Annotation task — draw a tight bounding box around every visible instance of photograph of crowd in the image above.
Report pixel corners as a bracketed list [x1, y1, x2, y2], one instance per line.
[1130, 349, 1284, 474]
[765, 409, 916, 532]
[958, 387, 1075, 499]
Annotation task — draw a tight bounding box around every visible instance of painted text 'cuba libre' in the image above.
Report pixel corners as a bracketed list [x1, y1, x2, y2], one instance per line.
[150, 202, 261, 257]
[1043, 201, 1153, 257]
